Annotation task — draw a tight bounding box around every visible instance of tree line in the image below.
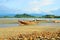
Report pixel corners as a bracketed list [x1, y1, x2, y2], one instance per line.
[0, 14, 60, 18]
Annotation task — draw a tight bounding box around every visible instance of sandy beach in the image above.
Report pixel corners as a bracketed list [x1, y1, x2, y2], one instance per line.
[0, 25, 60, 37]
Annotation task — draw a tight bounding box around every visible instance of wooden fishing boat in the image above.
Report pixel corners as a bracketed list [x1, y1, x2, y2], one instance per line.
[18, 20, 38, 25]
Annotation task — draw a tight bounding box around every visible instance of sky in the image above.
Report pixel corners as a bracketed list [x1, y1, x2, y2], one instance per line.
[0, 0, 60, 15]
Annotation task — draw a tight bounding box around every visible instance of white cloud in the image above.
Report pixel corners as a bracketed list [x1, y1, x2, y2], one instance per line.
[0, 0, 59, 14]
[40, 0, 54, 6]
[28, 0, 54, 13]
[43, 7, 59, 12]
[29, 0, 54, 6]
[31, 7, 39, 11]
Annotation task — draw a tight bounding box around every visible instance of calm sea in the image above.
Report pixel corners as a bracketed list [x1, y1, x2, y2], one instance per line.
[0, 18, 60, 20]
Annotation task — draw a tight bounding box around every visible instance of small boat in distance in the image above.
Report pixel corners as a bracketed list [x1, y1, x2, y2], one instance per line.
[52, 20, 60, 23]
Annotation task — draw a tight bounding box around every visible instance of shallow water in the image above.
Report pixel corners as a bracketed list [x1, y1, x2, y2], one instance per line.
[38, 23, 60, 27]
[0, 18, 60, 27]
[0, 18, 60, 20]
[0, 24, 19, 28]
[0, 23, 60, 28]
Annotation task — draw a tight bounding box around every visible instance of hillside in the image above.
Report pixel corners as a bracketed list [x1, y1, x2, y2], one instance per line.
[14, 14, 36, 18]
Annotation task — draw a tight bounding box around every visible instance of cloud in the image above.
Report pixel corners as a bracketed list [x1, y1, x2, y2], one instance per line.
[40, 0, 54, 6]
[27, 0, 54, 13]
[0, 0, 60, 15]
[29, 0, 54, 6]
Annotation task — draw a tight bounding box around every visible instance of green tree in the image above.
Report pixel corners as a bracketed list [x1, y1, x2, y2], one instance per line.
[42, 15, 55, 18]
[14, 13, 36, 18]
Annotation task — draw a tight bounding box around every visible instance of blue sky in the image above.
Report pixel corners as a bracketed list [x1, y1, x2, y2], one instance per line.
[0, 0, 60, 15]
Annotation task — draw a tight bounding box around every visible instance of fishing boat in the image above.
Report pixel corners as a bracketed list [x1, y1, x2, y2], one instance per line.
[18, 20, 39, 25]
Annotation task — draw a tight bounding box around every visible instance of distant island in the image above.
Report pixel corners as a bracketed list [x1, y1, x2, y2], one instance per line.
[0, 13, 60, 18]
